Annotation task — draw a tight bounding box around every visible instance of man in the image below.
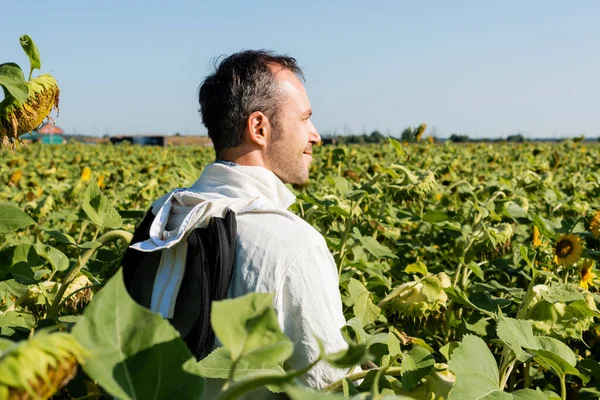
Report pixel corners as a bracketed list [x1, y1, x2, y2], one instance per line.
[131, 50, 356, 397]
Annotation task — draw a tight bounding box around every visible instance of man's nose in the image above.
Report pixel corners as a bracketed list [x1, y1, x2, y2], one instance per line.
[309, 125, 321, 145]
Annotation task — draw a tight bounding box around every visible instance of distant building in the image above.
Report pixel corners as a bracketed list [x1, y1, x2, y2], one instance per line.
[20, 123, 65, 144]
[109, 134, 212, 147]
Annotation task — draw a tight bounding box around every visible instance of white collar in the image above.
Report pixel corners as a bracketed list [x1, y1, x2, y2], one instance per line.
[189, 162, 296, 210]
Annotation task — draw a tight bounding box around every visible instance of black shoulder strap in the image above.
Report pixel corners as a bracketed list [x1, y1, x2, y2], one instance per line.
[121, 207, 237, 360]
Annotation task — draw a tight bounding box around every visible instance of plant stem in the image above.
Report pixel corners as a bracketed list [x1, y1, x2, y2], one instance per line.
[324, 367, 402, 392]
[516, 271, 538, 320]
[560, 374, 567, 400]
[46, 229, 132, 320]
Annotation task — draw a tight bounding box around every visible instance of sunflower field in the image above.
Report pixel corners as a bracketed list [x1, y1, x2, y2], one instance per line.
[1, 137, 600, 400]
[2, 33, 600, 400]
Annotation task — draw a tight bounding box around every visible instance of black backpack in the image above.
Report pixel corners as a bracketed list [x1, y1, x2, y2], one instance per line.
[120, 207, 237, 360]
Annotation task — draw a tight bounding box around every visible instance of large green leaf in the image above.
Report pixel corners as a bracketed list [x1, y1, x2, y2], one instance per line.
[0, 204, 36, 234]
[81, 180, 122, 229]
[0, 63, 28, 102]
[211, 292, 294, 366]
[71, 269, 204, 400]
[401, 345, 435, 391]
[448, 334, 507, 400]
[511, 389, 550, 400]
[196, 347, 285, 380]
[19, 35, 41, 79]
[531, 336, 579, 377]
[348, 278, 380, 326]
[496, 314, 538, 359]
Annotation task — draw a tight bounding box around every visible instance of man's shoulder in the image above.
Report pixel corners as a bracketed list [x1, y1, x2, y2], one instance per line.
[236, 210, 326, 250]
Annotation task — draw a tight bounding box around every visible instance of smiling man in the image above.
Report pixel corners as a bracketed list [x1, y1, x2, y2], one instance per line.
[194, 50, 354, 396]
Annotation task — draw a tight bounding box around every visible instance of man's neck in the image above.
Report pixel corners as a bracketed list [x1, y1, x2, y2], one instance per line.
[217, 147, 267, 169]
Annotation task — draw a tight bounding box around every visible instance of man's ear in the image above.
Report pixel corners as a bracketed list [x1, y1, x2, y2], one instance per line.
[246, 111, 271, 147]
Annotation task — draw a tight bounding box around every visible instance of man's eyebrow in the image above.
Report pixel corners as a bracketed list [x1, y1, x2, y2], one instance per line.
[301, 109, 313, 118]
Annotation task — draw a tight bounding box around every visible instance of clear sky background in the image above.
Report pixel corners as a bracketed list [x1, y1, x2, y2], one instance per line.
[2, 1, 599, 138]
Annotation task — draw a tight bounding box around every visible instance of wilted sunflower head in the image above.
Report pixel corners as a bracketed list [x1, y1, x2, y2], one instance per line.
[587, 210, 600, 239]
[554, 233, 583, 267]
[0, 73, 60, 149]
[390, 165, 437, 202]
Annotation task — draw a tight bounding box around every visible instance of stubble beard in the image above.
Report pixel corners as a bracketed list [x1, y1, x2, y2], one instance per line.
[267, 130, 310, 185]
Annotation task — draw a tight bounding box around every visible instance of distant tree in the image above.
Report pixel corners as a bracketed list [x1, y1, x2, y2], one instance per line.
[449, 134, 470, 143]
[368, 130, 385, 143]
[401, 127, 414, 142]
[507, 134, 525, 142]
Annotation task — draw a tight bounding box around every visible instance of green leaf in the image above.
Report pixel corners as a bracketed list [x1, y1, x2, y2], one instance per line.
[324, 343, 369, 369]
[341, 318, 388, 348]
[388, 137, 406, 158]
[511, 389, 551, 400]
[0, 244, 44, 284]
[0, 63, 28, 102]
[401, 345, 435, 391]
[332, 176, 350, 196]
[422, 210, 448, 223]
[43, 246, 69, 271]
[71, 269, 204, 400]
[174, 157, 201, 186]
[531, 336, 579, 377]
[421, 276, 442, 302]
[503, 202, 529, 219]
[81, 180, 122, 229]
[354, 232, 397, 259]
[211, 292, 294, 366]
[0, 204, 36, 234]
[45, 230, 77, 245]
[348, 279, 381, 326]
[533, 214, 557, 240]
[439, 342, 459, 362]
[448, 334, 507, 400]
[464, 317, 489, 336]
[465, 261, 484, 281]
[444, 287, 496, 318]
[405, 261, 428, 277]
[285, 385, 345, 399]
[496, 314, 538, 357]
[196, 347, 285, 380]
[0, 312, 35, 329]
[19, 35, 41, 79]
[388, 332, 402, 357]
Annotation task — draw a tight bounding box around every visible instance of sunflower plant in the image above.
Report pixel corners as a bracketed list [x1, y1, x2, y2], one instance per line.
[1, 35, 60, 150]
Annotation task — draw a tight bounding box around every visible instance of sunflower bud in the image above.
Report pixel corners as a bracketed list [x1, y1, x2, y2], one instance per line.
[381, 273, 451, 320]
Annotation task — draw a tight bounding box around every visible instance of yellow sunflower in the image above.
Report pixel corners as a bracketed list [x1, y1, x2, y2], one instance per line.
[554, 233, 583, 267]
[532, 226, 542, 247]
[589, 211, 600, 239]
[580, 260, 596, 290]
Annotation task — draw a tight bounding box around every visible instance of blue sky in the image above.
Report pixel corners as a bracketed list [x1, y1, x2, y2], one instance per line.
[2, 1, 599, 138]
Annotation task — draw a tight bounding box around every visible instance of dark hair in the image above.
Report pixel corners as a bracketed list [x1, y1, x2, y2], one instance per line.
[198, 50, 304, 156]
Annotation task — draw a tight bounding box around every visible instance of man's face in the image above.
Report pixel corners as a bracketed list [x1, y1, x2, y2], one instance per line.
[265, 68, 321, 185]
